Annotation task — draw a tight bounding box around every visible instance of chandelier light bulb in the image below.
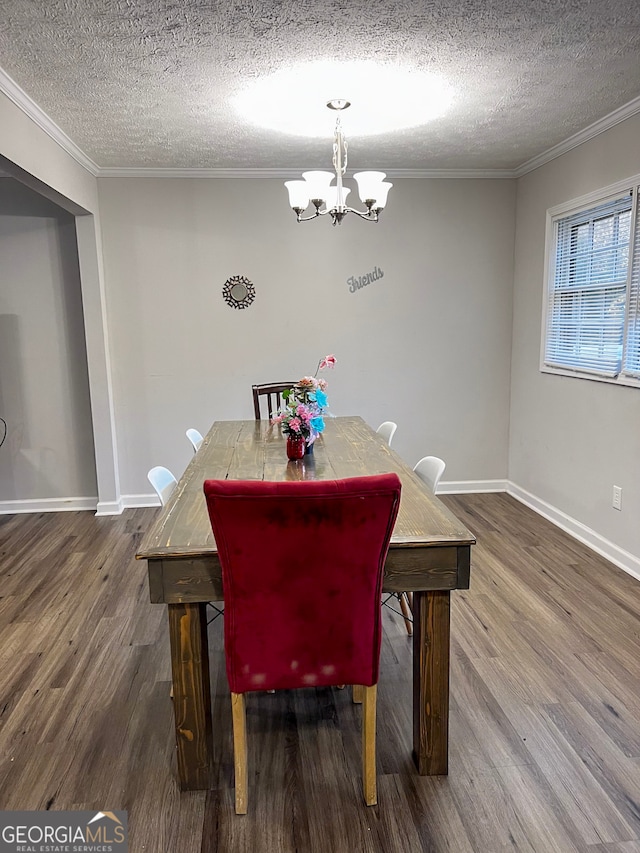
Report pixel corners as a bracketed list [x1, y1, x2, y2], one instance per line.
[301, 171, 334, 202]
[284, 180, 310, 212]
[353, 171, 387, 204]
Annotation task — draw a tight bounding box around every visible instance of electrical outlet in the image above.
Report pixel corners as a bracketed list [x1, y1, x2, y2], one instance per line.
[612, 485, 622, 510]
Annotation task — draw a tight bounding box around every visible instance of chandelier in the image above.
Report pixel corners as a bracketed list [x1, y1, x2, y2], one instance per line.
[284, 100, 392, 226]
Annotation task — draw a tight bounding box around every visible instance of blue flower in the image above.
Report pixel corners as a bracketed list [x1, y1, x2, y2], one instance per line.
[315, 389, 328, 408]
[310, 416, 325, 432]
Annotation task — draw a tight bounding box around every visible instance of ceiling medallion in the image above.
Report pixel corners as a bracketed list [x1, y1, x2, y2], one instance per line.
[284, 101, 392, 227]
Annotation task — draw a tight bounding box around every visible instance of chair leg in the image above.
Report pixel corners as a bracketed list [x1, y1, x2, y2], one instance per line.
[231, 692, 248, 814]
[399, 592, 413, 635]
[352, 685, 363, 704]
[361, 684, 377, 806]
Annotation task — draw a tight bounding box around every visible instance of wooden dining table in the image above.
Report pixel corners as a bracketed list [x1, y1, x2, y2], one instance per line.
[136, 416, 475, 791]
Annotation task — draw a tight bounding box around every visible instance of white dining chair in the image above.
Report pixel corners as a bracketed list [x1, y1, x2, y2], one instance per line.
[413, 456, 446, 494]
[147, 466, 178, 506]
[376, 421, 397, 447]
[186, 428, 204, 453]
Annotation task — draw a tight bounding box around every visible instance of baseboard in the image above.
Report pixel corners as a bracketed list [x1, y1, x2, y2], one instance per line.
[121, 493, 161, 509]
[507, 481, 640, 582]
[438, 479, 508, 494]
[0, 496, 98, 514]
[95, 497, 125, 516]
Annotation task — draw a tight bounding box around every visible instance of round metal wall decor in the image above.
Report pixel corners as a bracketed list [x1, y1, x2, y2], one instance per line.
[222, 275, 255, 309]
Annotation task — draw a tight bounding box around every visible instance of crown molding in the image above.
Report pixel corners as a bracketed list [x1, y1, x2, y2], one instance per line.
[514, 94, 640, 178]
[97, 167, 299, 179]
[0, 67, 100, 176]
[96, 165, 517, 179]
[383, 168, 516, 179]
[3, 64, 640, 181]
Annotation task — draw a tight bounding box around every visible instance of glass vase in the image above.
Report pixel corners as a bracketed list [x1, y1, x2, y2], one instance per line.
[286, 435, 305, 460]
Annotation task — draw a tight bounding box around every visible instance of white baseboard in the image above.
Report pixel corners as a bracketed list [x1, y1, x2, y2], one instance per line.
[96, 497, 125, 516]
[438, 479, 508, 494]
[121, 493, 161, 509]
[0, 493, 161, 516]
[506, 481, 640, 582]
[0, 496, 98, 514]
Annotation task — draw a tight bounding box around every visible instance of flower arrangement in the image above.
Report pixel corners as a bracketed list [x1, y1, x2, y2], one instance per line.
[272, 354, 336, 447]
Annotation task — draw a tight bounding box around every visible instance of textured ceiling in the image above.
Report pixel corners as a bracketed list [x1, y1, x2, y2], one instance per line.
[1, 0, 640, 172]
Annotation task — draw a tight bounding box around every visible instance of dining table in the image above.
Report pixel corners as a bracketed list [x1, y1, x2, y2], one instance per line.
[136, 416, 476, 791]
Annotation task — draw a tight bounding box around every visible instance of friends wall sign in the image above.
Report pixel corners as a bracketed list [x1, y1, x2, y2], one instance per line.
[347, 265, 384, 293]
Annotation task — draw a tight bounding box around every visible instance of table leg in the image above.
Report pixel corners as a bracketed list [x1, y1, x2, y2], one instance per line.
[168, 602, 213, 790]
[412, 590, 450, 775]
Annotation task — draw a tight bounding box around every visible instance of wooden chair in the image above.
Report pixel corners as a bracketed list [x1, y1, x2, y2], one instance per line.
[252, 382, 296, 420]
[204, 473, 402, 813]
[376, 421, 397, 447]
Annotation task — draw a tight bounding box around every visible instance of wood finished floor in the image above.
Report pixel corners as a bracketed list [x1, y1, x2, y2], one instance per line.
[1, 494, 640, 852]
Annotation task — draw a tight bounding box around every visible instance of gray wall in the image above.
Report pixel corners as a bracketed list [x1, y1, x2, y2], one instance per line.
[510, 113, 640, 561]
[97, 176, 516, 496]
[3, 74, 637, 569]
[0, 89, 121, 512]
[0, 178, 97, 502]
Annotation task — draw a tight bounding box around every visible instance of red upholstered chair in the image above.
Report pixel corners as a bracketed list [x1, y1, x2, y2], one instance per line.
[204, 473, 401, 813]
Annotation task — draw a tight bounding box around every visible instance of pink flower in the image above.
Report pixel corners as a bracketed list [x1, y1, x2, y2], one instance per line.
[271, 414, 284, 424]
[297, 376, 317, 388]
[296, 405, 311, 420]
[319, 354, 336, 370]
[288, 417, 302, 433]
[317, 378, 328, 391]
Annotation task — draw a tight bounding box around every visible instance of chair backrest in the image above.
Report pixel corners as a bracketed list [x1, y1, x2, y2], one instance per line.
[186, 428, 204, 453]
[147, 466, 178, 506]
[252, 382, 296, 420]
[413, 456, 446, 494]
[376, 421, 397, 447]
[204, 474, 402, 694]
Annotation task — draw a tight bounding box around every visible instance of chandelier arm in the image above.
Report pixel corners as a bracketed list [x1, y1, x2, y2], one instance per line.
[343, 206, 380, 222]
[295, 208, 332, 222]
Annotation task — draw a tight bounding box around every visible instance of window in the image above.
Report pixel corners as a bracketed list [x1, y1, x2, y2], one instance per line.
[542, 177, 640, 386]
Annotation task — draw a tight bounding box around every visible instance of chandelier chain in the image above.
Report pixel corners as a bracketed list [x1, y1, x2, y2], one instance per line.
[332, 116, 347, 175]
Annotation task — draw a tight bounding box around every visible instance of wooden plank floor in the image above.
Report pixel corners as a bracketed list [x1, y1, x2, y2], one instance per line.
[1, 493, 640, 852]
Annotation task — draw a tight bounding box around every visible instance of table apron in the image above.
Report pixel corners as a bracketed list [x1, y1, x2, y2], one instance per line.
[147, 545, 471, 604]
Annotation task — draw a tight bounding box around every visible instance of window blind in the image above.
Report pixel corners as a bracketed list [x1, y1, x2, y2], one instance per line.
[545, 193, 633, 376]
[623, 190, 640, 376]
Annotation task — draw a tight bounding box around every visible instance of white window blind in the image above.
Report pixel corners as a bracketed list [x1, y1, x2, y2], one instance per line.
[623, 189, 640, 377]
[544, 192, 633, 377]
